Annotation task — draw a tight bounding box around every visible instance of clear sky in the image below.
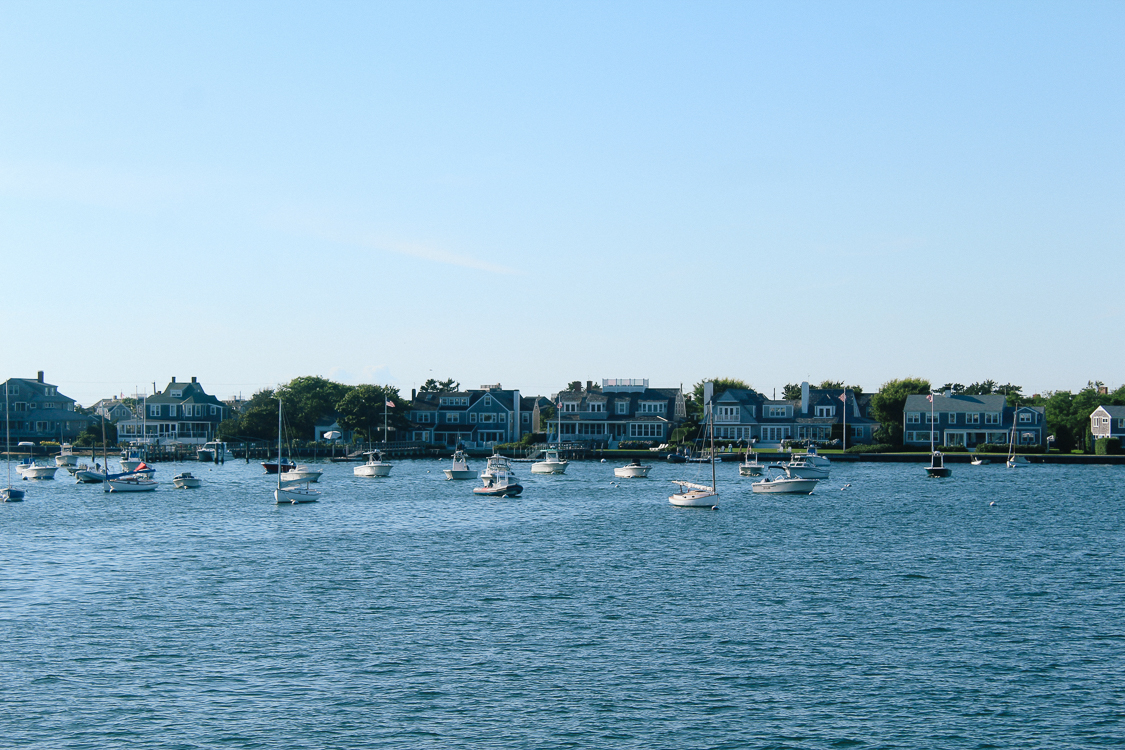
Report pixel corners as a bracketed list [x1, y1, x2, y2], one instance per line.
[3, 1, 1122, 405]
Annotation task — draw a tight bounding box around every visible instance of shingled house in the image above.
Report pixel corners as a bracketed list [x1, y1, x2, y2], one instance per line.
[115, 377, 228, 446]
[0, 371, 94, 445]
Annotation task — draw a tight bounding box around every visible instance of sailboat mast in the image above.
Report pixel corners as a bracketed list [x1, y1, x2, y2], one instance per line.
[5, 382, 10, 489]
[710, 401, 716, 491]
[384, 396, 388, 446]
[101, 408, 109, 493]
[277, 397, 283, 492]
[930, 392, 935, 452]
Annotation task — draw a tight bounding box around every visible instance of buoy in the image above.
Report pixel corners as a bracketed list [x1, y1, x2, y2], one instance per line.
[990, 501, 996, 506]
[600, 458, 606, 463]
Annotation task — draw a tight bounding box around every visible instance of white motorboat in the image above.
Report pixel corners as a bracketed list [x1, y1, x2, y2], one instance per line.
[197, 441, 231, 463]
[120, 447, 145, 473]
[739, 449, 766, 476]
[3, 385, 24, 502]
[172, 472, 202, 489]
[670, 384, 718, 509]
[751, 467, 819, 495]
[443, 450, 476, 480]
[274, 399, 319, 504]
[783, 457, 830, 479]
[354, 450, 392, 477]
[281, 465, 323, 482]
[108, 476, 158, 492]
[531, 448, 569, 474]
[17, 460, 58, 480]
[614, 458, 651, 478]
[55, 443, 79, 467]
[474, 454, 523, 497]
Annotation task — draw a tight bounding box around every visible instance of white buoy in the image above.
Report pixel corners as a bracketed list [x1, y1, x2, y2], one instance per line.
[600, 458, 606, 463]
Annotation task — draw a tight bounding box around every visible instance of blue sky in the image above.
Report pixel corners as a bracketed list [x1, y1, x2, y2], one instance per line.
[3, 1, 1122, 405]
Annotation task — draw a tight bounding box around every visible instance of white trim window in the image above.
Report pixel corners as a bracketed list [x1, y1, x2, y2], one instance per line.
[587, 402, 605, 413]
[768, 406, 789, 418]
[1019, 413, 1032, 423]
[562, 402, 579, 413]
[985, 413, 1001, 425]
[638, 402, 665, 414]
[967, 413, 980, 424]
[906, 413, 921, 424]
[447, 413, 460, 423]
[948, 413, 957, 424]
[150, 404, 160, 417]
[615, 401, 629, 414]
[815, 406, 835, 418]
[629, 423, 663, 438]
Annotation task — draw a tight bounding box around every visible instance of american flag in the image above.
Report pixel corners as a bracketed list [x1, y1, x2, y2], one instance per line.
[927, 394, 933, 402]
[385, 399, 395, 408]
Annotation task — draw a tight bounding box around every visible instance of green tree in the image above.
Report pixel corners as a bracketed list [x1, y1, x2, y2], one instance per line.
[232, 388, 280, 441]
[276, 376, 352, 440]
[782, 383, 802, 400]
[419, 378, 459, 393]
[870, 377, 932, 446]
[336, 384, 410, 442]
[687, 378, 750, 419]
[962, 380, 997, 396]
[818, 380, 844, 389]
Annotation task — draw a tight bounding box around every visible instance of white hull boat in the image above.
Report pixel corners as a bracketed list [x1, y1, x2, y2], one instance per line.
[17, 462, 58, 480]
[281, 465, 322, 482]
[443, 450, 475, 480]
[531, 448, 568, 474]
[172, 472, 202, 489]
[669, 481, 718, 508]
[739, 450, 766, 476]
[783, 459, 830, 480]
[751, 469, 819, 494]
[1007, 455, 1030, 468]
[55, 444, 79, 467]
[614, 461, 651, 478]
[196, 448, 215, 462]
[970, 456, 988, 466]
[354, 451, 392, 477]
[275, 486, 319, 504]
[109, 477, 158, 492]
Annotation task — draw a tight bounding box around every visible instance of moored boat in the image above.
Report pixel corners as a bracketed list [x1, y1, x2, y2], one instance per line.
[55, 443, 79, 467]
[926, 451, 952, 478]
[17, 460, 57, 480]
[172, 472, 202, 489]
[261, 457, 297, 474]
[443, 450, 475, 480]
[474, 454, 523, 497]
[273, 399, 319, 504]
[120, 447, 145, 473]
[670, 383, 718, 509]
[108, 476, 158, 492]
[739, 449, 766, 476]
[614, 458, 651, 478]
[751, 467, 819, 494]
[281, 465, 323, 482]
[354, 450, 392, 477]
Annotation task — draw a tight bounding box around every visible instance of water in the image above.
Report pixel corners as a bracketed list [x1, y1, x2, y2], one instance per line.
[2, 458, 1123, 749]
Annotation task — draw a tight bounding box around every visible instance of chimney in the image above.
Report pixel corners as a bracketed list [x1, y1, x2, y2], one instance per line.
[411, 388, 416, 400]
[37, 371, 44, 383]
[191, 376, 197, 383]
[801, 381, 809, 414]
[586, 380, 592, 392]
[171, 376, 176, 384]
[944, 389, 952, 398]
[1099, 386, 1109, 395]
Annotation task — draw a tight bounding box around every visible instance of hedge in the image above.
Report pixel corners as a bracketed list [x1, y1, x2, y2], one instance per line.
[844, 443, 893, 454]
[976, 443, 1047, 454]
[1095, 438, 1121, 455]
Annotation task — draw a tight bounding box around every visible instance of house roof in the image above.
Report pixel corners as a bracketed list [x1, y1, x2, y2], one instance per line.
[1096, 405, 1125, 418]
[147, 380, 224, 406]
[904, 394, 1009, 411]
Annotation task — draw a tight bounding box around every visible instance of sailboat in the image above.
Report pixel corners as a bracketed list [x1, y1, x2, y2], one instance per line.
[670, 384, 718, 508]
[355, 397, 394, 477]
[274, 397, 319, 504]
[3, 382, 25, 501]
[925, 392, 952, 477]
[531, 399, 569, 474]
[1007, 412, 1029, 468]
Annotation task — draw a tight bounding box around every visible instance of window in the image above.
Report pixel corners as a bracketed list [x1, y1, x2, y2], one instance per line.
[35, 421, 48, 431]
[615, 401, 629, 414]
[966, 413, 980, 425]
[762, 426, 789, 440]
[629, 423, 663, 438]
[768, 406, 788, 418]
[210, 406, 218, 416]
[985, 413, 1000, 425]
[562, 402, 578, 413]
[13, 402, 27, 412]
[1119, 418, 1125, 429]
[447, 413, 460, 423]
[168, 405, 177, 417]
[815, 406, 835, 418]
[150, 405, 160, 417]
[587, 402, 605, 413]
[171, 390, 182, 398]
[851, 426, 864, 437]
[416, 412, 431, 423]
[926, 413, 937, 424]
[948, 413, 956, 424]
[639, 402, 665, 414]
[578, 423, 605, 435]
[1019, 413, 1032, 423]
[43, 402, 56, 410]
[906, 413, 920, 424]
[480, 413, 495, 423]
[717, 405, 739, 421]
[470, 413, 478, 423]
[498, 413, 506, 423]
[522, 413, 530, 423]
[7, 385, 18, 395]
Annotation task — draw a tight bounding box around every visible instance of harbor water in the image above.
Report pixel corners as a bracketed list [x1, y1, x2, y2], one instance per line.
[2, 458, 1123, 748]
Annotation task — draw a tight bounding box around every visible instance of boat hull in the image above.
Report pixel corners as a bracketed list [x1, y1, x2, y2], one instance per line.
[172, 475, 202, 489]
[55, 455, 78, 467]
[443, 469, 476, 480]
[530, 461, 568, 474]
[275, 487, 319, 504]
[614, 465, 650, 478]
[19, 466, 57, 479]
[926, 466, 952, 477]
[669, 490, 718, 508]
[1, 487, 25, 502]
[739, 464, 764, 476]
[196, 449, 215, 462]
[108, 479, 158, 492]
[354, 464, 392, 477]
[261, 462, 297, 474]
[473, 483, 523, 497]
[281, 469, 322, 482]
[752, 478, 818, 494]
[120, 460, 143, 473]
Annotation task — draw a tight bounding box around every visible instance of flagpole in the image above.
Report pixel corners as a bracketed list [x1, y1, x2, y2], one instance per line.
[842, 390, 847, 451]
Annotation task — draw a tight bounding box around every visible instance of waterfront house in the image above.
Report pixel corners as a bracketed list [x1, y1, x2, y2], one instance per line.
[549, 379, 687, 448]
[408, 385, 548, 449]
[1, 371, 95, 445]
[115, 377, 227, 446]
[712, 381, 877, 447]
[1090, 405, 1125, 442]
[91, 398, 137, 422]
[902, 393, 1046, 448]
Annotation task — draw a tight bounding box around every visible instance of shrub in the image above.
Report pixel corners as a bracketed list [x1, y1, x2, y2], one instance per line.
[618, 440, 655, 449]
[938, 445, 969, 452]
[844, 443, 893, 454]
[977, 443, 1047, 454]
[1095, 437, 1121, 455]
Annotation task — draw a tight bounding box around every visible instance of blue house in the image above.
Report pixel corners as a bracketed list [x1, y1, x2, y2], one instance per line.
[1, 371, 95, 445]
[902, 393, 1046, 448]
[550, 379, 687, 447]
[713, 381, 877, 446]
[409, 385, 548, 448]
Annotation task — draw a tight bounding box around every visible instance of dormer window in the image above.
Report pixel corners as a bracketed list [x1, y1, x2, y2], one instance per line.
[587, 402, 605, 413]
[171, 390, 182, 398]
[615, 401, 629, 414]
[562, 402, 578, 413]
